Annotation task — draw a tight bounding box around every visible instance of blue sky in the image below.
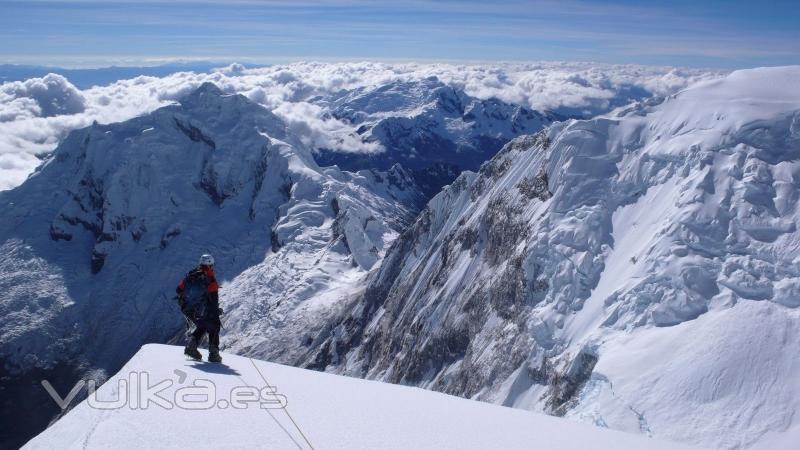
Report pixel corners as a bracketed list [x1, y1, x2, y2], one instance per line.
[1, 0, 798, 68]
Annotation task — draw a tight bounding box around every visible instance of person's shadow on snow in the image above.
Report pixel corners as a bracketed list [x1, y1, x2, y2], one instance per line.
[188, 361, 241, 376]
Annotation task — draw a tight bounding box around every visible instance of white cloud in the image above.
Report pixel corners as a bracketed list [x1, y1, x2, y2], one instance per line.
[0, 61, 723, 191]
[273, 101, 383, 154]
[0, 73, 86, 121]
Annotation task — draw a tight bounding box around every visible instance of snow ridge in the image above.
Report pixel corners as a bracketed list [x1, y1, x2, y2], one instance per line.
[23, 344, 696, 450]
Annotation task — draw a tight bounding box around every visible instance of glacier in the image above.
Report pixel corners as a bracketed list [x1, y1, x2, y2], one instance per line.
[299, 67, 800, 450]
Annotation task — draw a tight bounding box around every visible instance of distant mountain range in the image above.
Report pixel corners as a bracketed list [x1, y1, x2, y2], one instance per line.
[314, 77, 564, 196]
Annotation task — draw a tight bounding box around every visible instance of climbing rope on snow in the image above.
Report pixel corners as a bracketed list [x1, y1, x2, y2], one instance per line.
[248, 357, 316, 450]
[228, 361, 305, 449]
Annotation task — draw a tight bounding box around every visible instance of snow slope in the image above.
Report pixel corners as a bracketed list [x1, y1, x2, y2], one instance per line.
[23, 344, 696, 450]
[301, 66, 800, 449]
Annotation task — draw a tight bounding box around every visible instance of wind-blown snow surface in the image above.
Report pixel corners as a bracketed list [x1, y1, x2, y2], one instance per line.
[23, 344, 696, 450]
[0, 62, 720, 190]
[301, 67, 800, 450]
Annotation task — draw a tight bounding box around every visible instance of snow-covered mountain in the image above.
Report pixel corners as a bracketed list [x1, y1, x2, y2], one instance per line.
[3, 64, 795, 449]
[23, 344, 696, 450]
[298, 67, 800, 450]
[313, 77, 560, 196]
[0, 61, 717, 191]
[0, 75, 557, 447]
[0, 82, 425, 448]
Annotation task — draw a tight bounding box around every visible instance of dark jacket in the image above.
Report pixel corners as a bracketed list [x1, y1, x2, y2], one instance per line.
[176, 266, 220, 325]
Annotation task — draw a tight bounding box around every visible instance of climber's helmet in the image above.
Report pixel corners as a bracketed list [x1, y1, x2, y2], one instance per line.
[199, 253, 215, 267]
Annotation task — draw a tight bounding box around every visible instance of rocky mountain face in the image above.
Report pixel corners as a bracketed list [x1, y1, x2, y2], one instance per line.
[299, 67, 800, 450]
[313, 77, 561, 197]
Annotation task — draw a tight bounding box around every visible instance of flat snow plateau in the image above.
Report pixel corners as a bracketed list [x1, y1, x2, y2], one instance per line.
[24, 344, 696, 450]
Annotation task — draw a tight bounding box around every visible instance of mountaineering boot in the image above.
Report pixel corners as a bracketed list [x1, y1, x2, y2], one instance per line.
[184, 337, 201, 360]
[208, 346, 222, 363]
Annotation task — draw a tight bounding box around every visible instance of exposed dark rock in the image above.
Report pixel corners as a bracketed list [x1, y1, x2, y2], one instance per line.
[49, 224, 72, 241]
[130, 223, 146, 242]
[249, 151, 269, 220]
[483, 193, 528, 266]
[456, 226, 479, 254]
[173, 117, 216, 149]
[528, 357, 556, 385]
[546, 350, 599, 416]
[330, 208, 351, 254]
[97, 232, 116, 243]
[270, 230, 281, 252]
[90, 249, 106, 274]
[302, 209, 427, 372]
[479, 154, 513, 180]
[518, 167, 552, 201]
[391, 322, 470, 385]
[107, 214, 133, 232]
[470, 176, 486, 201]
[198, 170, 229, 207]
[488, 256, 527, 319]
[159, 226, 180, 249]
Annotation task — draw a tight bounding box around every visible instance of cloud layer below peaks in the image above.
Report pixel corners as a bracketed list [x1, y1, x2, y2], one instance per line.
[0, 61, 721, 191]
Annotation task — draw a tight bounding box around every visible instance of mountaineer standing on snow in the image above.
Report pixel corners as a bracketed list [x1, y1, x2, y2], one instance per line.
[176, 254, 223, 363]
